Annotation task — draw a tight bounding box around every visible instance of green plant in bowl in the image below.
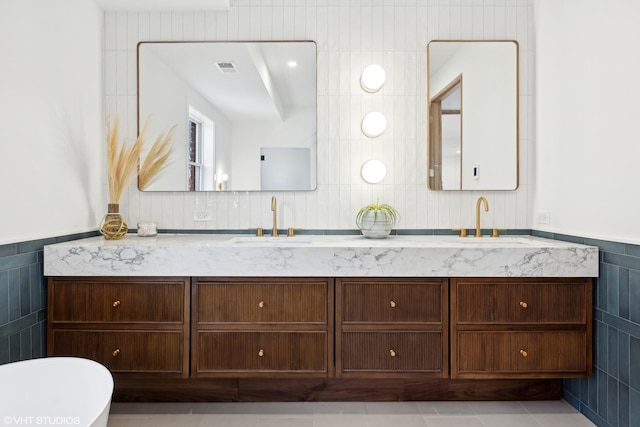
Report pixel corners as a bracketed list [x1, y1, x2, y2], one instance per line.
[355, 200, 399, 238]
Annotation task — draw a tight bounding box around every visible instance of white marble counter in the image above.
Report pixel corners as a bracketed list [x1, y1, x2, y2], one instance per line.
[43, 234, 598, 278]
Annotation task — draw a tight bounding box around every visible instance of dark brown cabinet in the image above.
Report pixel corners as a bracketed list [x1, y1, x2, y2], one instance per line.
[47, 277, 190, 377]
[336, 278, 448, 378]
[192, 277, 333, 377]
[450, 277, 592, 379]
[46, 274, 593, 401]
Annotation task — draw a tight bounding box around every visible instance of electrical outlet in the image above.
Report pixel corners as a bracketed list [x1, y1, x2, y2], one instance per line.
[537, 211, 551, 224]
[193, 210, 212, 221]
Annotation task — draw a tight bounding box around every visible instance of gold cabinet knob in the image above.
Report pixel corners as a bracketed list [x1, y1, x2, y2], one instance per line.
[258, 349, 264, 357]
[389, 349, 396, 357]
[258, 301, 265, 308]
[390, 300, 396, 308]
[520, 349, 528, 357]
[112, 300, 121, 307]
[112, 348, 120, 357]
[519, 301, 528, 308]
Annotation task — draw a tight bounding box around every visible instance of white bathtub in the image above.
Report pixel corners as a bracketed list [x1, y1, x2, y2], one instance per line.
[0, 357, 113, 427]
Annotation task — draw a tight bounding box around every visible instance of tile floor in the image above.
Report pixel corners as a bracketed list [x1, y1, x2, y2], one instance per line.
[107, 400, 596, 427]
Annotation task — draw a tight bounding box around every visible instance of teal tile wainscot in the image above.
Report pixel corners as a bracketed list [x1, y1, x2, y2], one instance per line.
[535, 231, 640, 427]
[0, 232, 97, 364]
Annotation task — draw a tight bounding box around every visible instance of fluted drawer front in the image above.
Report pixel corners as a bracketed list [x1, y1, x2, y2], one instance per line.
[341, 280, 443, 323]
[457, 331, 587, 374]
[197, 332, 327, 373]
[455, 281, 587, 324]
[198, 282, 327, 323]
[51, 281, 185, 323]
[52, 330, 184, 373]
[341, 332, 443, 372]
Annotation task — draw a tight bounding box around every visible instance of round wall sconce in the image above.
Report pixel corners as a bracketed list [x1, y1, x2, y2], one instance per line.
[361, 159, 387, 184]
[361, 112, 387, 138]
[360, 64, 386, 93]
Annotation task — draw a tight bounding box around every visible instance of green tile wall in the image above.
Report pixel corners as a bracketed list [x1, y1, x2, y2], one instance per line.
[0, 232, 97, 364]
[534, 231, 640, 427]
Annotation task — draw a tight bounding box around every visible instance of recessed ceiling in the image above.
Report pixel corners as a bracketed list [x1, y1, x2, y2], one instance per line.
[93, 0, 230, 11]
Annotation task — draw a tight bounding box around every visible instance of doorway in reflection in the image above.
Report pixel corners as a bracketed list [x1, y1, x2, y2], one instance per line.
[429, 77, 461, 190]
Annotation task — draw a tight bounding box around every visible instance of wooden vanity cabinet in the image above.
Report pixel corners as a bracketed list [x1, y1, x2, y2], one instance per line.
[450, 277, 592, 379]
[336, 278, 448, 378]
[192, 277, 333, 378]
[47, 277, 190, 377]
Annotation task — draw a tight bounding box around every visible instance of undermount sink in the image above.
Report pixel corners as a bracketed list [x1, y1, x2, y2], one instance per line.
[231, 236, 313, 244]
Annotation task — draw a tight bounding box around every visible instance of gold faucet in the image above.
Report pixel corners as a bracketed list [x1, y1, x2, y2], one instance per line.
[475, 196, 489, 237]
[271, 196, 279, 237]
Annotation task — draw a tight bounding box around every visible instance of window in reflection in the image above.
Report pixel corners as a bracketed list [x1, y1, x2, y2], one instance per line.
[187, 106, 216, 191]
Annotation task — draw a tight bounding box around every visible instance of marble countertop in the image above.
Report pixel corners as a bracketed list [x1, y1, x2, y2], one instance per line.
[43, 234, 599, 278]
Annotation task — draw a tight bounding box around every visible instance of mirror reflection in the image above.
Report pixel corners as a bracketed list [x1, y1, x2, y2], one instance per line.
[428, 40, 519, 191]
[137, 41, 317, 192]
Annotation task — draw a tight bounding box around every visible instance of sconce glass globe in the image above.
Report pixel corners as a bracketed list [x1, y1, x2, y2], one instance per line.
[361, 112, 387, 138]
[360, 64, 386, 93]
[361, 159, 387, 184]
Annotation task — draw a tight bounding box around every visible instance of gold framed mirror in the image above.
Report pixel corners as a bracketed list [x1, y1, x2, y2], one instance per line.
[137, 41, 317, 192]
[428, 40, 519, 191]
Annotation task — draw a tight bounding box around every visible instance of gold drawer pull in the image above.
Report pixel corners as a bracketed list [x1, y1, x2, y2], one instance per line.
[520, 349, 528, 357]
[389, 349, 396, 357]
[112, 300, 121, 307]
[390, 300, 396, 308]
[258, 301, 265, 308]
[112, 348, 120, 357]
[519, 301, 528, 308]
[258, 349, 264, 357]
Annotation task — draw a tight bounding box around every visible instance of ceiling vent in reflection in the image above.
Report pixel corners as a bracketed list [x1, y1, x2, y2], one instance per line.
[215, 62, 238, 73]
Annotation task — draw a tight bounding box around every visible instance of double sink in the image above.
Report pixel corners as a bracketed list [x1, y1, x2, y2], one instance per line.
[44, 233, 599, 278]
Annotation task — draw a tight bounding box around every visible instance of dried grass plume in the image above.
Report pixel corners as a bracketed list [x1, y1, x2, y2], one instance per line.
[106, 117, 147, 204]
[138, 125, 175, 191]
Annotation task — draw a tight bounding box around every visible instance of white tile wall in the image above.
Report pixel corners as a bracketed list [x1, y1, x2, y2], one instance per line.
[104, 0, 534, 232]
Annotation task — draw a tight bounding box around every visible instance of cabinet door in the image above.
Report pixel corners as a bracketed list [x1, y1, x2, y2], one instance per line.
[50, 280, 185, 323]
[341, 332, 443, 373]
[336, 278, 448, 378]
[52, 330, 185, 375]
[197, 280, 327, 324]
[456, 331, 588, 377]
[455, 280, 587, 324]
[341, 279, 444, 323]
[196, 331, 327, 376]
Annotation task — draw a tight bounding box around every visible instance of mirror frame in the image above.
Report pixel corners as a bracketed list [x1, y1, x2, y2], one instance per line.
[427, 40, 519, 191]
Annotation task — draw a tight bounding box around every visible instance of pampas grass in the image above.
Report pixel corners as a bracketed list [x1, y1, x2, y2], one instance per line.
[138, 125, 175, 191]
[106, 116, 174, 202]
[106, 117, 147, 204]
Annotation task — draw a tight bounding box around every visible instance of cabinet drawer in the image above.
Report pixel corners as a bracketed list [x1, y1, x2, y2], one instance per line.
[197, 331, 327, 374]
[341, 332, 443, 373]
[341, 279, 444, 323]
[50, 280, 185, 323]
[198, 281, 327, 323]
[456, 331, 588, 376]
[455, 280, 588, 324]
[51, 330, 185, 374]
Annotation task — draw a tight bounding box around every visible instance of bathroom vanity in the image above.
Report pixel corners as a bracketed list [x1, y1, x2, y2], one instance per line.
[44, 234, 598, 401]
